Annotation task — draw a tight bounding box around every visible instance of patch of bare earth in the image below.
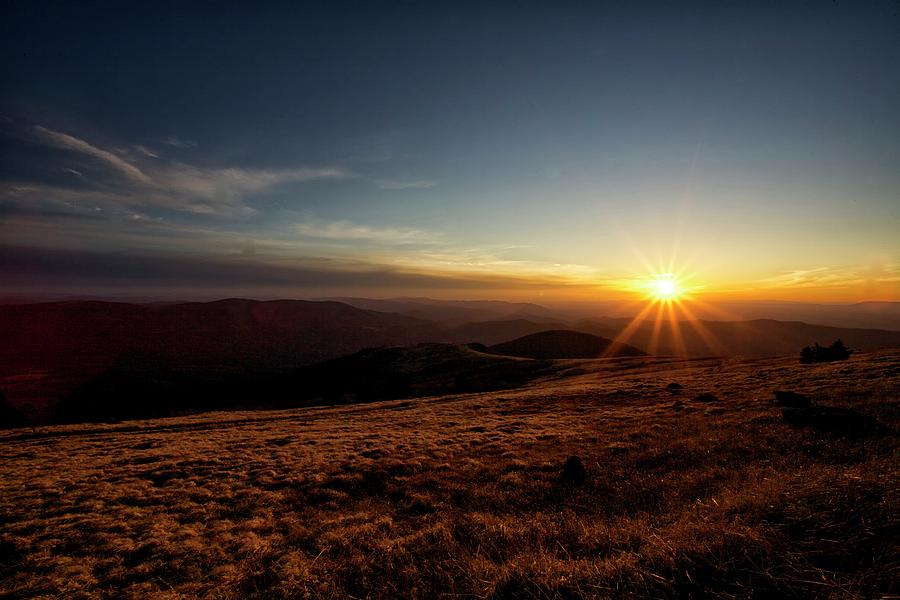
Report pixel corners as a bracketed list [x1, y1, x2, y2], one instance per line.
[1, 351, 898, 598]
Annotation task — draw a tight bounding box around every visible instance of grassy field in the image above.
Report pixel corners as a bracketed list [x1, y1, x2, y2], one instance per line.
[1, 351, 899, 598]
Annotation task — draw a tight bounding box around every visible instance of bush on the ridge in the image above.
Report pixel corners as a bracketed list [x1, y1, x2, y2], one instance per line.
[800, 339, 853, 363]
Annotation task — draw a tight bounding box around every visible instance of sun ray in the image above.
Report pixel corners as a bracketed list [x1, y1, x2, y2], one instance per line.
[617, 261, 734, 358]
[647, 299, 667, 355]
[601, 300, 657, 358]
[675, 300, 729, 357]
[664, 299, 688, 357]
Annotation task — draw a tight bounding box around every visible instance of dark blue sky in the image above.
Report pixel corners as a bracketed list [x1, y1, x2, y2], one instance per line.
[2, 1, 898, 300]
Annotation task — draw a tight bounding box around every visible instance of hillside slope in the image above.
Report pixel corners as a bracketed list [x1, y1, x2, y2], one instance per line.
[55, 343, 555, 422]
[487, 329, 647, 359]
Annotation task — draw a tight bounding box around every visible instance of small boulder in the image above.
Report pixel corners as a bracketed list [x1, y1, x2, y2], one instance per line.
[561, 456, 587, 484]
[774, 390, 811, 408]
[666, 383, 683, 395]
[694, 393, 718, 403]
[781, 406, 888, 437]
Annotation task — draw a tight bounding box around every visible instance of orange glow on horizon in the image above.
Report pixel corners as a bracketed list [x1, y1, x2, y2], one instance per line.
[602, 263, 745, 358]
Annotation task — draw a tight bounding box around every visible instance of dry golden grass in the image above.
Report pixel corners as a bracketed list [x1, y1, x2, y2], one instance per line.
[1, 351, 899, 598]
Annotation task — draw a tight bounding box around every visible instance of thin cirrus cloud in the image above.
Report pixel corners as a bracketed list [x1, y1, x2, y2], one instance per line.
[155, 164, 348, 215]
[0, 242, 571, 295]
[17, 125, 349, 216]
[162, 135, 198, 148]
[134, 145, 160, 159]
[292, 220, 433, 244]
[34, 125, 153, 184]
[374, 179, 437, 190]
[758, 265, 900, 289]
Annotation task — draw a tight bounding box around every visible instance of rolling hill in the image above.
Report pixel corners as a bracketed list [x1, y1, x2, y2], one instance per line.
[54, 343, 555, 423]
[448, 318, 566, 345]
[486, 330, 647, 359]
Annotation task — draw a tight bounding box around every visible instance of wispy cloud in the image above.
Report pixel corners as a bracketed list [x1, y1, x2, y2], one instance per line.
[134, 145, 159, 158]
[758, 265, 900, 289]
[156, 164, 348, 215]
[14, 126, 349, 216]
[292, 220, 431, 244]
[0, 241, 582, 296]
[374, 179, 437, 190]
[34, 125, 152, 184]
[162, 135, 197, 148]
[398, 246, 603, 283]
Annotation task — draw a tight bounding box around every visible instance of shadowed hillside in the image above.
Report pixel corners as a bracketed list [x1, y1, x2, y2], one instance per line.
[0, 392, 28, 429]
[54, 343, 556, 423]
[291, 343, 554, 404]
[487, 330, 647, 359]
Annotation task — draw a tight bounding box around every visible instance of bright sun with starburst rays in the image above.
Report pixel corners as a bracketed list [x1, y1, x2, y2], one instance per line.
[621, 264, 696, 306]
[650, 274, 681, 301]
[601, 264, 727, 358]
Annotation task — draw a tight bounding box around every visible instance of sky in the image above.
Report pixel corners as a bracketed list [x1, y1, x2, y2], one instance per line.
[1, 1, 899, 303]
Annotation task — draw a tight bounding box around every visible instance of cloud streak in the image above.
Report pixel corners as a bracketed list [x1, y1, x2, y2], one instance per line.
[162, 135, 197, 148]
[34, 126, 153, 184]
[292, 220, 432, 244]
[374, 179, 437, 190]
[0, 243, 581, 296]
[757, 265, 900, 289]
[14, 126, 350, 216]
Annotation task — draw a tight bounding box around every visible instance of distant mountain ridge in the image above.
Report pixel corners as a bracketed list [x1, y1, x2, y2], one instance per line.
[575, 317, 900, 358]
[0, 299, 444, 419]
[320, 296, 559, 325]
[0, 298, 442, 370]
[325, 297, 900, 331]
[3, 298, 900, 423]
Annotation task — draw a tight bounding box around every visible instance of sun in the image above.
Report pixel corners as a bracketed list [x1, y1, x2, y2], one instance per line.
[649, 274, 681, 301]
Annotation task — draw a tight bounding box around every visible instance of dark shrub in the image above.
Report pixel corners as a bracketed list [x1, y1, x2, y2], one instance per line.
[800, 339, 853, 363]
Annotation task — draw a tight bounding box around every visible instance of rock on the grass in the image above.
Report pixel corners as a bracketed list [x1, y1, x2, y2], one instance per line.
[774, 390, 811, 408]
[561, 456, 587, 484]
[781, 405, 888, 437]
[694, 393, 718, 403]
